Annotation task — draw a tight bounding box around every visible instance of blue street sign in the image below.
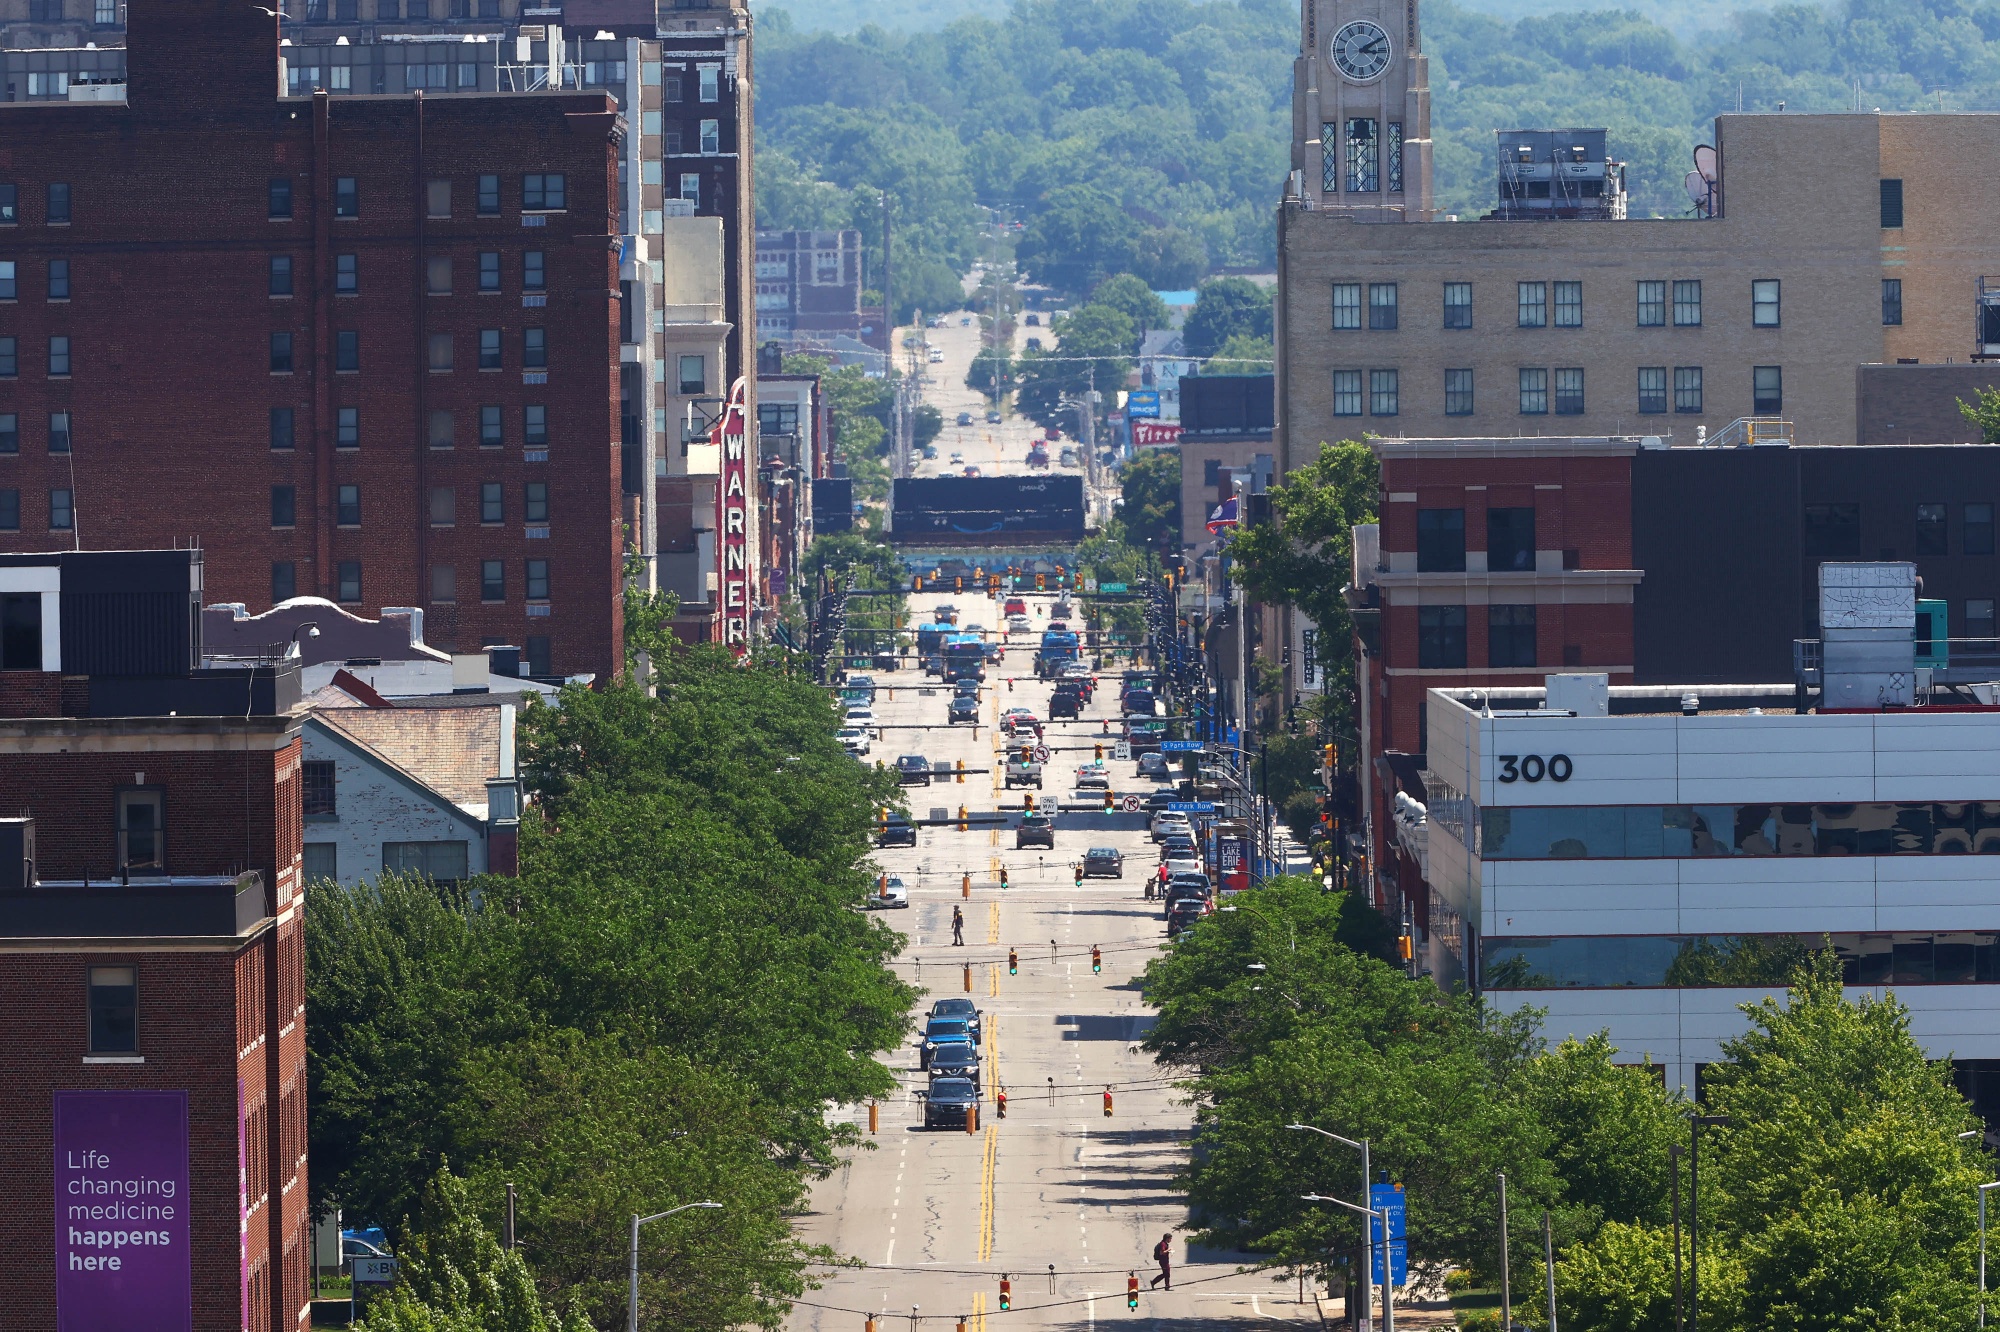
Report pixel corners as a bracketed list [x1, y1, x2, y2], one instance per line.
[1099, 582, 1129, 593]
[1371, 1238, 1408, 1287]
[1127, 389, 1162, 419]
[1369, 1183, 1407, 1241]
[1159, 740, 1204, 752]
[1167, 801, 1216, 813]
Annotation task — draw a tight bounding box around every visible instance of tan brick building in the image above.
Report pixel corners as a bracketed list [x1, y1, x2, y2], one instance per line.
[1278, 0, 2000, 462]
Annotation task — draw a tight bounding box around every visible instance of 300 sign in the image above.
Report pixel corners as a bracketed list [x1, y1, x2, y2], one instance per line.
[1497, 754, 1572, 783]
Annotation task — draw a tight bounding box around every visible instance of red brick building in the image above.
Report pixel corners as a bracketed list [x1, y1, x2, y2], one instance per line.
[1349, 437, 1640, 924]
[0, 549, 309, 1332]
[0, 0, 626, 679]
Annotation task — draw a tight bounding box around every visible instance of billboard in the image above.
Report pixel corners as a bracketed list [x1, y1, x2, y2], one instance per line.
[716, 380, 752, 647]
[54, 1090, 192, 1332]
[1133, 421, 1182, 447]
[811, 477, 854, 534]
[891, 475, 1085, 538]
[1126, 389, 1161, 418]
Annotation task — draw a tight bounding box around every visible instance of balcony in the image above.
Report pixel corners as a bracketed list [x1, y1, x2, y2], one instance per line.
[0, 872, 266, 940]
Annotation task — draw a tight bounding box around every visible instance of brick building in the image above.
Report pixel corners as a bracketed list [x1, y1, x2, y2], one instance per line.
[0, 0, 626, 678]
[0, 548, 310, 1332]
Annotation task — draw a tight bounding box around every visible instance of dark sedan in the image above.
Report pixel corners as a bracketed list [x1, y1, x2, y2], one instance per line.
[875, 813, 917, 847]
[1082, 847, 1124, 879]
[896, 755, 932, 785]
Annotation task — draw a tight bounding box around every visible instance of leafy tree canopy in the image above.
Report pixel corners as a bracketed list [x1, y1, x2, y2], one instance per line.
[1089, 273, 1173, 336]
[1182, 277, 1273, 359]
[1114, 447, 1181, 554]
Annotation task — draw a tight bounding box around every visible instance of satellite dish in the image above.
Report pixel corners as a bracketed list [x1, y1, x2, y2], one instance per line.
[1692, 144, 1718, 179]
[1684, 171, 1710, 205]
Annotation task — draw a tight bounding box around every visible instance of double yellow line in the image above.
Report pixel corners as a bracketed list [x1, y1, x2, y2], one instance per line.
[977, 1122, 998, 1263]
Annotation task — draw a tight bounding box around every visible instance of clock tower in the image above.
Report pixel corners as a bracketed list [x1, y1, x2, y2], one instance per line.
[1292, 0, 1434, 219]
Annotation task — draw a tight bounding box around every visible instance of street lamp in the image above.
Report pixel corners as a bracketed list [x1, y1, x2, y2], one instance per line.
[1288, 1124, 1374, 1331]
[627, 1201, 722, 1332]
[1301, 1193, 1396, 1332]
[1687, 1115, 1733, 1332]
[1980, 1180, 2000, 1328]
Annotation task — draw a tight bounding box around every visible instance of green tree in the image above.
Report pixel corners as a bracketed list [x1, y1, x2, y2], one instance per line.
[1015, 305, 1134, 427]
[1959, 386, 2000, 443]
[1016, 184, 1140, 295]
[1182, 277, 1273, 358]
[965, 347, 1015, 402]
[893, 256, 967, 325]
[1089, 273, 1173, 337]
[912, 403, 943, 450]
[1205, 332, 1274, 375]
[1517, 1034, 1684, 1233]
[1114, 448, 1181, 553]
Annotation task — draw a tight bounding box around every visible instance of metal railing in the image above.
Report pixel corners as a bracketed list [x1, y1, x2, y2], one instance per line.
[1704, 417, 1793, 449]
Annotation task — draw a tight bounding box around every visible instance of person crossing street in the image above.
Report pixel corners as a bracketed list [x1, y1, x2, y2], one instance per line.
[1148, 1233, 1172, 1290]
[951, 904, 965, 945]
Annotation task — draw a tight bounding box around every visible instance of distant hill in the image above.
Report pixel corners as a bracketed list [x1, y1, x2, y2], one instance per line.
[1452, 0, 1784, 37]
[753, 0, 1006, 33]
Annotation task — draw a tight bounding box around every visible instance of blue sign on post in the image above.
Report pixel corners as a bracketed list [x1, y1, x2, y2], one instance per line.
[1369, 1182, 1408, 1286]
[1127, 389, 1162, 419]
[1167, 801, 1216, 813]
[1371, 1239, 1409, 1287]
[1159, 740, 1204, 753]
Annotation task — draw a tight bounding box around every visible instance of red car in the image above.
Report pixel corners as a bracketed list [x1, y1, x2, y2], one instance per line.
[1003, 597, 1027, 617]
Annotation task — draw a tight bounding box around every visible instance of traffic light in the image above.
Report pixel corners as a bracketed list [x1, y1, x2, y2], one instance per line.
[1074, 862, 1084, 889]
[1102, 789, 1115, 811]
[1000, 866, 1009, 888]
[959, 804, 969, 830]
[997, 1089, 1008, 1120]
[914, 575, 924, 591]
[1398, 935, 1415, 962]
[1092, 946, 1102, 974]
[999, 1276, 1012, 1310]
[1036, 573, 1046, 590]
[877, 808, 888, 832]
[1095, 742, 1104, 760]
[956, 760, 966, 784]
[1103, 1087, 1114, 1118]
[1127, 1273, 1139, 1310]
[956, 576, 964, 592]
[1008, 948, 1018, 975]
[1323, 743, 1336, 769]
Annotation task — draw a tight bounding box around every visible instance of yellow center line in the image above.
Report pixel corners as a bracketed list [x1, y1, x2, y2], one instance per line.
[987, 900, 1000, 943]
[973, 1290, 987, 1332]
[978, 1122, 998, 1262]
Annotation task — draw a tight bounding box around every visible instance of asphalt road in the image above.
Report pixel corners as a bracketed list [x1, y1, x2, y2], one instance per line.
[787, 603, 1319, 1331]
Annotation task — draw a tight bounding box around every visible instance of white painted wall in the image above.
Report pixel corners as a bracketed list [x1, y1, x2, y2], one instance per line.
[301, 725, 487, 888]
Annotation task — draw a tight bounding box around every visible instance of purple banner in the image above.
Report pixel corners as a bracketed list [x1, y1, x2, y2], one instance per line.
[53, 1090, 193, 1332]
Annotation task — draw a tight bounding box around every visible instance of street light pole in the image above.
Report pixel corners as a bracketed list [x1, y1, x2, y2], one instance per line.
[1687, 1116, 1731, 1332]
[1301, 1193, 1394, 1332]
[1496, 1172, 1510, 1332]
[627, 1201, 722, 1332]
[1288, 1124, 1372, 1331]
[1668, 1145, 1684, 1332]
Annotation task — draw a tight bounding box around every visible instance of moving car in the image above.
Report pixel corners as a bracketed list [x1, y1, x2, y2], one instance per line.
[1152, 811, 1193, 842]
[952, 677, 981, 699]
[963, 466, 981, 477]
[927, 1039, 981, 1090]
[956, 412, 974, 426]
[1006, 614, 1033, 633]
[896, 755, 932, 785]
[1025, 313, 1040, 326]
[1083, 847, 1124, 878]
[1048, 691, 1080, 720]
[1001, 711, 1042, 737]
[933, 604, 959, 624]
[875, 812, 917, 847]
[1137, 751, 1170, 779]
[930, 997, 983, 1042]
[1016, 811, 1056, 849]
[1004, 597, 1028, 617]
[1052, 601, 1075, 619]
[1123, 689, 1157, 717]
[924, 654, 945, 677]
[1075, 763, 1111, 791]
[844, 673, 877, 701]
[843, 704, 876, 728]
[1166, 898, 1208, 937]
[1005, 752, 1044, 788]
[986, 411, 1003, 424]
[948, 453, 964, 466]
[919, 1016, 973, 1069]
[947, 695, 981, 725]
[921, 1077, 979, 1130]
[868, 876, 910, 909]
[1159, 835, 1199, 863]
[872, 651, 900, 672]
[837, 727, 872, 757]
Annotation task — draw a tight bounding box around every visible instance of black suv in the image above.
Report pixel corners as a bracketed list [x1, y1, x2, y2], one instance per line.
[923, 1077, 978, 1129]
[896, 755, 932, 785]
[927, 1039, 981, 1090]
[876, 812, 918, 847]
[929, 997, 982, 1043]
[1048, 691, 1081, 720]
[1016, 811, 1056, 849]
[948, 695, 981, 725]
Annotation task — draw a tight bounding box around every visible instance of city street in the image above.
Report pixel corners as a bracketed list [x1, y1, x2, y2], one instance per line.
[788, 606, 1321, 1330]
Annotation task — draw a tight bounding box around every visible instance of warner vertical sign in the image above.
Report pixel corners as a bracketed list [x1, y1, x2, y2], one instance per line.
[717, 379, 753, 647]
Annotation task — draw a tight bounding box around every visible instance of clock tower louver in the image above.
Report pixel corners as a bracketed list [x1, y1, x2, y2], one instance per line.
[1291, 0, 1434, 220]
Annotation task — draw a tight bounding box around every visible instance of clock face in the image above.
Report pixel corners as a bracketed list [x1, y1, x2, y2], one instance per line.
[1330, 19, 1392, 82]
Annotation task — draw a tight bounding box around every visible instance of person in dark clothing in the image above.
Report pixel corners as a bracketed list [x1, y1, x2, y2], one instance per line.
[1149, 1233, 1172, 1289]
[951, 905, 965, 946]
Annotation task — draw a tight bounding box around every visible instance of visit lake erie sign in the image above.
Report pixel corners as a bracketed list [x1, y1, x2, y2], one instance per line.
[55, 1090, 192, 1331]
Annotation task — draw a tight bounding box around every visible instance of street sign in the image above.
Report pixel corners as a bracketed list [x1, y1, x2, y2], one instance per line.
[1159, 740, 1204, 753]
[1167, 801, 1215, 813]
[1371, 1238, 1408, 1287]
[354, 1258, 399, 1284]
[1369, 1183, 1408, 1241]
[1127, 389, 1162, 418]
[1084, 578, 1099, 593]
[1122, 795, 1142, 812]
[1099, 582, 1128, 593]
[1113, 739, 1132, 760]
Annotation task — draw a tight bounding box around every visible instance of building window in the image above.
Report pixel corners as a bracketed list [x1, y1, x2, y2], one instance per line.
[1883, 279, 1903, 327]
[383, 840, 469, 884]
[678, 354, 704, 394]
[1369, 369, 1399, 416]
[1804, 503, 1861, 560]
[336, 330, 358, 373]
[526, 635, 552, 676]
[1345, 118, 1379, 192]
[1417, 605, 1468, 669]
[95, 0, 115, 21]
[1416, 507, 1466, 573]
[116, 789, 164, 871]
[525, 329, 547, 370]
[700, 119, 721, 154]
[1752, 279, 1780, 327]
[271, 562, 295, 603]
[523, 174, 566, 211]
[1444, 368, 1474, 416]
[1637, 366, 1668, 414]
[1966, 503, 1994, 556]
[1970, 598, 1999, 649]
[1672, 280, 1702, 326]
[0, 338, 13, 377]
[335, 254, 357, 294]
[88, 967, 137, 1054]
[1553, 367, 1585, 415]
[302, 760, 336, 818]
[49, 489, 72, 531]
[47, 259, 68, 301]
[1331, 370, 1363, 417]
[430, 563, 456, 604]
[524, 481, 549, 523]
[336, 484, 360, 527]
[679, 174, 701, 208]
[1367, 283, 1398, 330]
[479, 251, 501, 292]
[1489, 604, 1537, 668]
[48, 412, 70, 454]
[478, 174, 500, 215]
[337, 561, 362, 603]
[524, 405, 547, 446]
[526, 558, 550, 601]
[1636, 280, 1666, 327]
[271, 485, 296, 528]
[698, 66, 720, 102]
[0, 592, 36, 668]
[1443, 282, 1472, 330]
[334, 177, 358, 218]
[336, 407, 359, 449]
[0, 261, 12, 300]
[1674, 366, 1703, 414]
[523, 250, 545, 290]
[303, 843, 337, 881]
[46, 184, 69, 225]
[428, 486, 455, 527]
[1881, 178, 1904, 229]
[428, 410, 455, 449]
[269, 332, 294, 374]
[428, 333, 453, 372]
[479, 329, 502, 370]
[1915, 503, 1948, 556]
[1331, 283, 1362, 330]
[267, 177, 294, 219]
[426, 256, 452, 295]
[1517, 282, 1546, 328]
[1386, 121, 1404, 193]
[0, 415, 14, 454]
[480, 404, 503, 447]
[426, 178, 451, 219]
[481, 560, 505, 602]
[1518, 367, 1548, 415]
[1488, 507, 1536, 573]
[1553, 281, 1582, 328]
[48, 336, 69, 377]
[269, 255, 293, 297]
[481, 482, 503, 524]
[1752, 365, 1783, 415]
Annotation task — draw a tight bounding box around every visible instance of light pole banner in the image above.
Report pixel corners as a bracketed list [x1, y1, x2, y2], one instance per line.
[54, 1090, 193, 1332]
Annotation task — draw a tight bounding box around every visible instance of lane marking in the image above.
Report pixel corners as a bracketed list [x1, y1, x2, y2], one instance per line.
[987, 901, 1000, 943]
[977, 1122, 999, 1262]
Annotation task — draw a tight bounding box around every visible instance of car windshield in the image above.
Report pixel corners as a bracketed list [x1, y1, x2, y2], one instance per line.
[899, 755, 926, 766]
[1087, 848, 1118, 858]
[932, 1078, 975, 1099]
[934, 999, 974, 1016]
[932, 1042, 974, 1059]
[1023, 815, 1050, 827]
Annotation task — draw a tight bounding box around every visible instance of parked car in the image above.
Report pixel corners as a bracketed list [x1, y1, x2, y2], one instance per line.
[896, 754, 932, 785]
[1016, 811, 1056, 849]
[875, 812, 917, 847]
[948, 695, 981, 725]
[921, 1076, 979, 1129]
[1083, 847, 1124, 878]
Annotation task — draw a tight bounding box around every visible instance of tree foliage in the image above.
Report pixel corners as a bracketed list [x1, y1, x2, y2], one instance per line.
[1181, 277, 1273, 359]
[1114, 448, 1181, 554]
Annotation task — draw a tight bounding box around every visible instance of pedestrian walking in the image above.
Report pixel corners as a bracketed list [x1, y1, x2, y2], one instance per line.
[951, 905, 965, 946]
[1149, 1233, 1172, 1290]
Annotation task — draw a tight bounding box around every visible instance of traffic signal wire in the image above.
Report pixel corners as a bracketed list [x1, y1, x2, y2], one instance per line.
[779, 1266, 1265, 1320]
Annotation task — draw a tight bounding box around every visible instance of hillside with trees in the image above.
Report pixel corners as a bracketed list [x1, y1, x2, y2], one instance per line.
[755, 0, 2000, 296]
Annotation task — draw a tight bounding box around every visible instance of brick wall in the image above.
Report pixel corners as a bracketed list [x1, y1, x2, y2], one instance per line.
[1856, 363, 2000, 446]
[0, 0, 625, 679]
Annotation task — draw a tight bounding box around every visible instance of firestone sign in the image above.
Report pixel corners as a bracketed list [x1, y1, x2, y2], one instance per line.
[716, 378, 752, 646]
[53, 1090, 192, 1332]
